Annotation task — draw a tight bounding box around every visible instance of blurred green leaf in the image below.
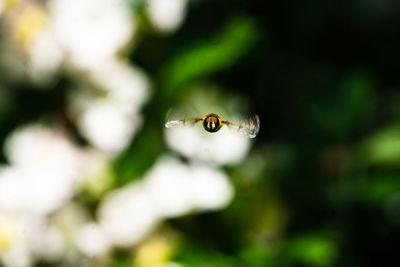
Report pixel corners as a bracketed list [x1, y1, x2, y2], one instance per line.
[114, 122, 164, 185]
[177, 254, 239, 267]
[160, 15, 260, 97]
[286, 234, 338, 267]
[174, 244, 243, 267]
[360, 175, 400, 204]
[311, 75, 374, 136]
[110, 259, 133, 267]
[358, 123, 400, 166]
[240, 242, 278, 267]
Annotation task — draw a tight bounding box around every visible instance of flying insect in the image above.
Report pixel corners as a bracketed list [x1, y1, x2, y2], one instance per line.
[165, 113, 260, 138]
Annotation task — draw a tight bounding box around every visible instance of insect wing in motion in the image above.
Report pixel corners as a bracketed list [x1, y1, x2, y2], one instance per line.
[165, 117, 201, 128]
[224, 114, 260, 138]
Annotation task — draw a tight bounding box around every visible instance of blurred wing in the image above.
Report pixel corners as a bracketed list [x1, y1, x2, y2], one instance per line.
[165, 118, 201, 128]
[225, 114, 260, 138]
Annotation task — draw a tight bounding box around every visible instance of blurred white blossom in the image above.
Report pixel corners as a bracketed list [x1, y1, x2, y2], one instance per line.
[0, 212, 49, 267]
[28, 28, 64, 80]
[90, 60, 151, 114]
[98, 183, 161, 247]
[0, 123, 93, 267]
[148, 0, 187, 33]
[189, 165, 234, 210]
[0, 125, 82, 214]
[165, 122, 251, 165]
[32, 224, 66, 262]
[97, 155, 233, 247]
[5, 125, 80, 173]
[76, 223, 111, 258]
[73, 59, 150, 155]
[0, 1, 60, 85]
[1, 0, 137, 84]
[144, 158, 195, 217]
[10, 2, 47, 48]
[144, 156, 234, 217]
[44, 202, 91, 266]
[3, 0, 149, 155]
[49, 0, 135, 69]
[0, 211, 18, 255]
[78, 101, 142, 155]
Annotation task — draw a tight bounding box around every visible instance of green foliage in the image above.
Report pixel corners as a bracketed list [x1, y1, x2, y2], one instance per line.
[115, 122, 165, 185]
[174, 247, 243, 267]
[360, 175, 400, 204]
[359, 123, 400, 166]
[311, 74, 374, 136]
[160, 15, 260, 98]
[285, 234, 337, 267]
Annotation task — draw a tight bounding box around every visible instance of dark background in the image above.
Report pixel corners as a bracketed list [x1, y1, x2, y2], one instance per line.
[134, 1, 400, 266]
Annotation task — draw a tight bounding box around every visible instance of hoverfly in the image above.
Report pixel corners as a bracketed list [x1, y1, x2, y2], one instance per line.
[165, 113, 260, 138]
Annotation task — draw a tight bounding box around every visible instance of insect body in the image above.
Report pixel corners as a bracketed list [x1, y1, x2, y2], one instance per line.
[202, 113, 223, 132]
[165, 112, 260, 138]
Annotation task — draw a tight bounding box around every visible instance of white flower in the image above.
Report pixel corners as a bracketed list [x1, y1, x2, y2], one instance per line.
[76, 223, 111, 257]
[98, 183, 160, 247]
[143, 157, 195, 217]
[0, 124, 82, 214]
[90, 60, 151, 115]
[97, 154, 234, 247]
[78, 101, 142, 155]
[0, 212, 45, 267]
[49, 0, 135, 69]
[75, 60, 150, 155]
[148, 0, 187, 33]
[143, 156, 234, 217]
[0, 211, 18, 255]
[0, 167, 78, 215]
[32, 224, 66, 262]
[189, 165, 234, 210]
[165, 122, 251, 166]
[28, 28, 64, 81]
[5, 125, 80, 175]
